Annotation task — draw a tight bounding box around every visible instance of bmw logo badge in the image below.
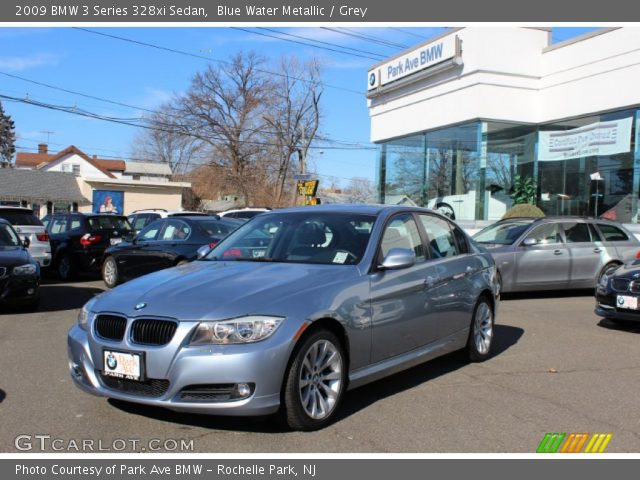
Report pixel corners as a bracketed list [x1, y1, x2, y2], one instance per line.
[369, 72, 376, 87]
[617, 297, 625, 306]
[106, 353, 117, 370]
[135, 302, 147, 310]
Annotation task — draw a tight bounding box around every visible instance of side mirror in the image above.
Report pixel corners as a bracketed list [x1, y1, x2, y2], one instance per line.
[378, 248, 416, 270]
[522, 237, 538, 247]
[23, 236, 31, 248]
[196, 244, 211, 259]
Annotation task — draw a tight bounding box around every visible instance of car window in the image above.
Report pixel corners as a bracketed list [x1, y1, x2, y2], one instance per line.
[88, 216, 132, 231]
[198, 220, 236, 237]
[473, 220, 533, 245]
[0, 223, 21, 247]
[380, 214, 425, 261]
[453, 226, 469, 254]
[49, 217, 68, 234]
[588, 223, 602, 241]
[419, 215, 458, 258]
[160, 220, 191, 241]
[138, 222, 161, 241]
[525, 223, 562, 245]
[597, 224, 629, 241]
[0, 210, 43, 226]
[129, 215, 148, 231]
[69, 217, 83, 231]
[563, 223, 592, 243]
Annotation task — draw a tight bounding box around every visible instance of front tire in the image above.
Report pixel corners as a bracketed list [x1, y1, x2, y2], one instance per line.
[102, 256, 119, 288]
[282, 329, 346, 431]
[468, 297, 494, 362]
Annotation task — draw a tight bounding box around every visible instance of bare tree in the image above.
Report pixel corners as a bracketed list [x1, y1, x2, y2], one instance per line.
[344, 177, 375, 203]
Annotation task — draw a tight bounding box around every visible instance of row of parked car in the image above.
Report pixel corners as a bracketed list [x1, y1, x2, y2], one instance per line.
[0, 206, 269, 310]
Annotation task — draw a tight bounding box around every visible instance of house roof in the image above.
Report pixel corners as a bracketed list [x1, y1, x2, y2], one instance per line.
[15, 146, 123, 177]
[0, 168, 91, 205]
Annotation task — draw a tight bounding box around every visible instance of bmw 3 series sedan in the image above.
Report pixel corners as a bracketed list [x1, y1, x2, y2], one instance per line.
[68, 205, 498, 430]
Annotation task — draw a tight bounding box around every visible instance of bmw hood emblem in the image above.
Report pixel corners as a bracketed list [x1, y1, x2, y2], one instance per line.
[135, 302, 147, 310]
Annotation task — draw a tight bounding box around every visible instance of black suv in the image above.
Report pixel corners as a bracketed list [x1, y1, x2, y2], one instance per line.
[43, 213, 133, 280]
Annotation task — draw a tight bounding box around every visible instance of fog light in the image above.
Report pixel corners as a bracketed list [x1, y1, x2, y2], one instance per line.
[70, 362, 83, 379]
[27, 288, 35, 295]
[236, 383, 252, 398]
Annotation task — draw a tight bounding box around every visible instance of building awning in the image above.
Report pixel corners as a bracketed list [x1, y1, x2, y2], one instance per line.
[0, 168, 91, 205]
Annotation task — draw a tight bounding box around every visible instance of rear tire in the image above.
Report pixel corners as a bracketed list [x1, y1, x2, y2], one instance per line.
[102, 256, 119, 288]
[467, 297, 494, 362]
[282, 329, 346, 431]
[56, 253, 76, 281]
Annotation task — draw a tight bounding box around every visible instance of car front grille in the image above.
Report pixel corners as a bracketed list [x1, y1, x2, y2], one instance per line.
[131, 319, 178, 346]
[95, 315, 127, 341]
[99, 373, 170, 397]
[612, 278, 630, 292]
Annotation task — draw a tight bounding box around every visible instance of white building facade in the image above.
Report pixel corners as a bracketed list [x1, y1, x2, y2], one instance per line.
[368, 27, 640, 222]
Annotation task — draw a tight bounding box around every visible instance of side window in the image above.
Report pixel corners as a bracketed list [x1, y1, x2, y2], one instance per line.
[130, 215, 149, 231]
[160, 220, 191, 241]
[380, 214, 425, 262]
[525, 223, 561, 245]
[588, 223, 602, 242]
[69, 216, 83, 231]
[563, 223, 592, 243]
[138, 221, 161, 241]
[597, 224, 629, 241]
[453, 226, 469, 254]
[419, 215, 459, 258]
[49, 216, 69, 234]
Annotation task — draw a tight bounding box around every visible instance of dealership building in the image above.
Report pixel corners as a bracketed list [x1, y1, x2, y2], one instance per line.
[368, 27, 640, 223]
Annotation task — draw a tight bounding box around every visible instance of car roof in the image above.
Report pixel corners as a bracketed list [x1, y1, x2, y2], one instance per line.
[266, 204, 429, 216]
[0, 206, 33, 212]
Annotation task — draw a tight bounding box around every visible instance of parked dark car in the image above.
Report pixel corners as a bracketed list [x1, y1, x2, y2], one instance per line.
[595, 261, 640, 324]
[43, 213, 133, 280]
[473, 217, 640, 295]
[0, 219, 40, 310]
[101, 215, 242, 288]
[127, 209, 210, 234]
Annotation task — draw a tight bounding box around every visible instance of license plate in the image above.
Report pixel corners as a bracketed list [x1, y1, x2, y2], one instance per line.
[616, 295, 638, 310]
[110, 238, 122, 246]
[103, 350, 141, 380]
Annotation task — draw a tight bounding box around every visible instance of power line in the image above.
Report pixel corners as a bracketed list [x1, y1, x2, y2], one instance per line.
[73, 27, 364, 96]
[232, 27, 383, 61]
[387, 27, 434, 40]
[321, 27, 410, 50]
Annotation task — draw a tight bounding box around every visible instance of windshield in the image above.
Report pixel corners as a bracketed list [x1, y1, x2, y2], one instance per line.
[0, 223, 21, 247]
[0, 209, 43, 226]
[473, 220, 533, 245]
[203, 212, 376, 265]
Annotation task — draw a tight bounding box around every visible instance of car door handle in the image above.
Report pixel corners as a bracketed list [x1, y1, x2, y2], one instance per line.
[593, 248, 602, 253]
[554, 250, 563, 255]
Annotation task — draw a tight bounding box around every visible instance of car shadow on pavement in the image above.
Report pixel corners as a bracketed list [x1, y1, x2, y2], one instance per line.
[108, 324, 524, 434]
[0, 389, 5, 403]
[35, 284, 104, 313]
[597, 318, 640, 334]
[502, 289, 594, 300]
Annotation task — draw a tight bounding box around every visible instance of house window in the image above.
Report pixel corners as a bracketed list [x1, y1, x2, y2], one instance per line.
[72, 165, 81, 176]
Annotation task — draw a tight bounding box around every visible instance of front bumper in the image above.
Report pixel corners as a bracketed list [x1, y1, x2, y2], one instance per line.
[67, 322, 291, 416]
[595, 290, 640, 322]
[0, 274, 40, 304]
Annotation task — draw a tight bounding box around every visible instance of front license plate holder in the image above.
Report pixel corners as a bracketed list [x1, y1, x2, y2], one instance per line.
[616, 295, 638, 310]
[103, 350, 144, 381]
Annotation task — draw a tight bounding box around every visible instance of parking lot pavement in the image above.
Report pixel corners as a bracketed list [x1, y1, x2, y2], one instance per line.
[1, 280, 639, 453]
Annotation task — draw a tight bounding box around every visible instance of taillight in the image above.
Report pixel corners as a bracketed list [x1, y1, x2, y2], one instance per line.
[636, 250, 640, 259]
[80, 233, 103, 247]
[222, 248, 242, 258]
[208, 241, 218, 248]
[36, 232, 49, 242]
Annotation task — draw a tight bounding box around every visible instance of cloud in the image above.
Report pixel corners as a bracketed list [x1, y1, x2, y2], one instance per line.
[0, 53, 59, 71]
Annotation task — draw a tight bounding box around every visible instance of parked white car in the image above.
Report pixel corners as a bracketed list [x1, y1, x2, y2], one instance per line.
[0, 206, 51, 268]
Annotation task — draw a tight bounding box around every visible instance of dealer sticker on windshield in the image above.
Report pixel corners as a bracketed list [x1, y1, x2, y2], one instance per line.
[103, 350, 141, 381]
[616, 295, 638, 310]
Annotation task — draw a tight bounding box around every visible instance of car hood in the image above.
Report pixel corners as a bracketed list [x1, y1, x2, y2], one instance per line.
[93, 260, 359, 320]
[610, 262, 640, 280]
[0, 247, 32, 267]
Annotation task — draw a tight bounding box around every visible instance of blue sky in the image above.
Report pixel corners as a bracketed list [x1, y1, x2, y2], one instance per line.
[1, 26, 597, 186]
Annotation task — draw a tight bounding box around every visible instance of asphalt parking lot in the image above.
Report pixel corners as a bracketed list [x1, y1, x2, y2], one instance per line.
[1, 278, 639, 453]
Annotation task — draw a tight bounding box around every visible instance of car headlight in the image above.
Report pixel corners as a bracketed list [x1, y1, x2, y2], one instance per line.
[13, 264, 37, 275]
[78, 297, 98, 331]
[190, 316, 284, 345]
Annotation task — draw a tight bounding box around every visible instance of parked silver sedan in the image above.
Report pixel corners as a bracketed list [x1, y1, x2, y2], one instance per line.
[68, 205, 498, 430]
[473, 217, 640, 294]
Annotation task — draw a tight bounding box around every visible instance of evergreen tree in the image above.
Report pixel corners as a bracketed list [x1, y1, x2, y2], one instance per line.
[0, 101, 16, 167]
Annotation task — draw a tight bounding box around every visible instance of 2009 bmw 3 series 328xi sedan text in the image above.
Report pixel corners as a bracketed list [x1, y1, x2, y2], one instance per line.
[68, 205, 499, 430]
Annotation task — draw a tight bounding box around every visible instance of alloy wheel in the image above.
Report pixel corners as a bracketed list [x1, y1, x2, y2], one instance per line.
[298, 339, 343, 420]
[473, 302, 493, 355]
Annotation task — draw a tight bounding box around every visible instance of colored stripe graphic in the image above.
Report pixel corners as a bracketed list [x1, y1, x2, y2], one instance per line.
[537, 433, 613, 453]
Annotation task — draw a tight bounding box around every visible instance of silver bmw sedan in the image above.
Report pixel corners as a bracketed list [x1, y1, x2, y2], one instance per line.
[68, 205, 498, 430]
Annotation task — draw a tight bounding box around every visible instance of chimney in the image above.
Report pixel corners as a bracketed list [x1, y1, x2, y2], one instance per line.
[38, 143, 48, 154]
